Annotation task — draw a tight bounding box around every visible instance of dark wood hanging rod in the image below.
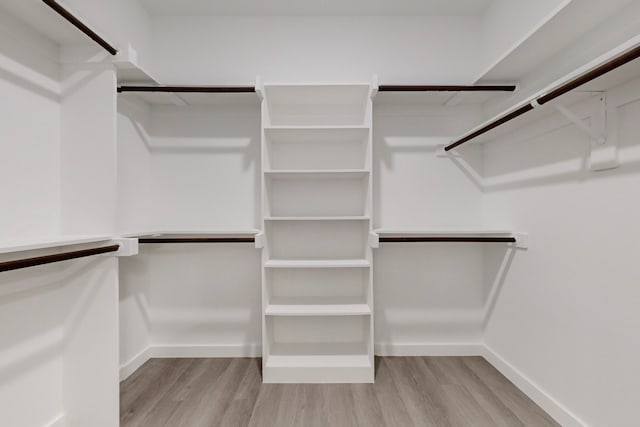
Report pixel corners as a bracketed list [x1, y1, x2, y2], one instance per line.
[0, 245, 120, 273]
[138, 237, 255, 244]
[117, 85, 257, 94]
[42, 0, 118, 55]
[380, 237, 516, 243]
[445, 43, 640, 151]
[379, 85, 516, 92]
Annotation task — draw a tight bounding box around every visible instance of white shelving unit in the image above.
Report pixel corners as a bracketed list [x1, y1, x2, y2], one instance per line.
[260, 82, 375, 383]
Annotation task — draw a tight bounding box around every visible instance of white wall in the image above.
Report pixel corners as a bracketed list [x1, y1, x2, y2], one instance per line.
[149, 103, 261, 230]
[0, 10, 61, 240]
[150, 16, 482, 84]
[481, 76, 640, 427]
[372, 99, 488, 352]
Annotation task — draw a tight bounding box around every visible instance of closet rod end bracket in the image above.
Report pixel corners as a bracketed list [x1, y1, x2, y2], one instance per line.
[513, 233, 529, 249]
[105, 238, 139, 257]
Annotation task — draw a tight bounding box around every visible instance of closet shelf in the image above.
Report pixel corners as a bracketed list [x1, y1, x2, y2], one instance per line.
[447, 38, 640, 150]
[374, 229, 514, 236]
[265, 303, 371, 317]
[265, 170, 369, 179]
[128, 229, 260, 238]
[265, 259, 371, 269]
[0, 235, 112, 255]
[264, 125, 370, 131]
[266, 354, 371, 369]
[265, 216, 369, 221]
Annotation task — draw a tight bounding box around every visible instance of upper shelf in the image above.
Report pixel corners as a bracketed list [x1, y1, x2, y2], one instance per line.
[447, 37, 640, 150]
[126, 230, 260, 238]
[117, 86, 260, 106]
[375, 85, 516, 107]
[0, 235, 113, 255]
[374, 229, 514, 236]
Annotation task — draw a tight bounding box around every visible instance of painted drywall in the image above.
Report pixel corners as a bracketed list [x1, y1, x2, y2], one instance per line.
[150, 16, 482, 84]
[60, 63, 118, 235]
[0, 11, 61, 240]
[373, 100, 488, 351]
[481, 76, 640, 427]
[149, 103, 261, 230]
[0, 264, 66, 427]
[117, 97, 153, 235]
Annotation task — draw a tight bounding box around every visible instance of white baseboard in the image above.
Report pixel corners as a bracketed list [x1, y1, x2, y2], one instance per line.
[45, 413, 66, 427]
[374, 342, 484, 356]
[120, 347, 153, 381]
[149, 343, 262, 358]
[120, 343, 262, 381]
[482, 345, 586, 427]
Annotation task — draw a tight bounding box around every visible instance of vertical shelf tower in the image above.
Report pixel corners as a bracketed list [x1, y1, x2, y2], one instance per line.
[259, 81, 376, 383]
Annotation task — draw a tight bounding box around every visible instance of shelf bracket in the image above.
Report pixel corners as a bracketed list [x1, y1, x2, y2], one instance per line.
[555, 95, 618, 171]
[369, 232, 379, 249]
[370, 75, 379, 99]
[255, 76, 265, 101]
[512, 233, 529, 249]
[254, 232, 265, 249]
[103, 238, 138, 257]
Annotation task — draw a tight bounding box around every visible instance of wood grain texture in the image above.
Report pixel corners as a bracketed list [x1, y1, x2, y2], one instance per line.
[121, 357, 560, 427]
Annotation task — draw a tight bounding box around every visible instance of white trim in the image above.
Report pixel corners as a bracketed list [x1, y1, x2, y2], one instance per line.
[119, 347, 153, 381]
[149, 343, 262, 359]
[120, 344, 263, 381]
[374, 342, 483, 357]
[44, 413, 66, 427]
[482, 345, 587, 427]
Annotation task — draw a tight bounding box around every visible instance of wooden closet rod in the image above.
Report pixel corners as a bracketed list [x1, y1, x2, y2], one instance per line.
[0, 245, 120, 273]
[117, 85, 256, 93]
[378, 85, 516, 92]
[380, 237, 516, 243]
[138, 238, 255, 244]
[42, 0, 118, 55]
[445, 44, 640, 151]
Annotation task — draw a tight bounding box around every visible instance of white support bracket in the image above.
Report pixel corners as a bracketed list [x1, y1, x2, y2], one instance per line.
[104, 238, 139, 257]
[512, 233, 529, 250]
[369, 231, 380, 249]
[255, 76, 265, 101]
[370, 75, 379, 100]
[555, 95, 618, 171]
[254, 232, 265, 249]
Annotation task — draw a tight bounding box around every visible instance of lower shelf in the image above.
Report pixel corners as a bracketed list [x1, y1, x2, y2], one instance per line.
[264, 342, 373, 383]
[265, 259, 370, 268]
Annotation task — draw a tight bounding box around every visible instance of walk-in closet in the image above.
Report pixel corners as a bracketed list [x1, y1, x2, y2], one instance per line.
[2, 1, 640, 426]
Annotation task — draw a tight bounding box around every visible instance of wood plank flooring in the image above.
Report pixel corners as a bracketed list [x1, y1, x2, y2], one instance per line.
[120, 357, 560, 427]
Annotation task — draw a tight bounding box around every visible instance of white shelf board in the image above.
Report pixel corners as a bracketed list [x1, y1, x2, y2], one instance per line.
[374, 229, 514, 236]
[451, 91, 595, 145]
[118, 91, 259, 106]
[126, 229, 260, 238]
[375, 90, 513, 107]
[458, 37, 640, 146]
[266, 300, 371, 316]
[267, 342, 370, 368]
[265, 259, 371, 269]
[265, 216, 369, 221]
[264, 126, 369, 140]
[264, 125, 370, 131]
[0, 235, 113, 255]
[266, 354, 371, 369]
[265, 170, 369, 180]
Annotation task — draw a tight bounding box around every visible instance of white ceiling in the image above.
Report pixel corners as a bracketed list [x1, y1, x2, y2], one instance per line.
[139, 0, 494, 16]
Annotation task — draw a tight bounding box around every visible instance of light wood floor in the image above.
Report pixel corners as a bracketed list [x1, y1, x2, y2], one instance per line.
[121, 357, 560, 427]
